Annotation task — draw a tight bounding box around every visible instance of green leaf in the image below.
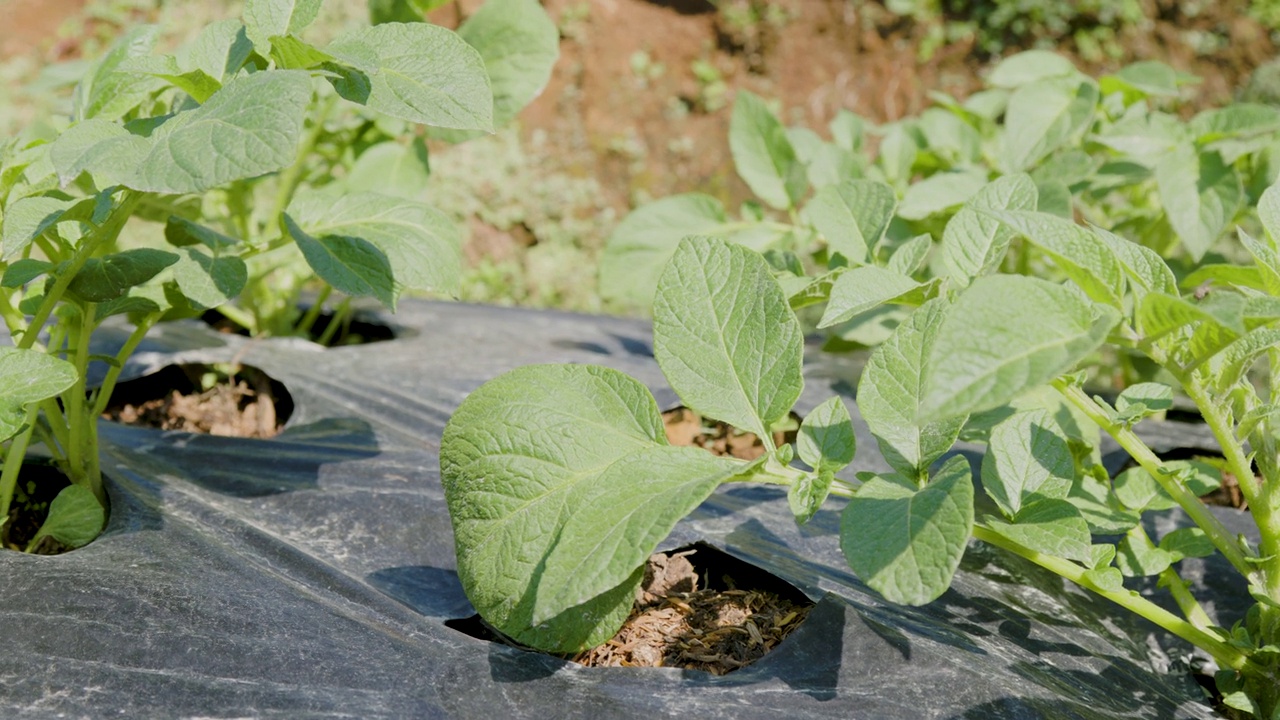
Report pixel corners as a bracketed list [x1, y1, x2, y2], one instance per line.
[30, 485, 105, 550]
[1215, 327, 1280, 393]
[980, 409, 1073, 517]
[1113, 466, 1177, 512]
[986, 51, 1081, 89]
[327, 23, 493, 131]
[797, 396, 856, 473]
[789, 469, 835, 525]
[243, 0, 323, 55]
[887, 234, 932, 277]
[922, 275, 1120, 420]
[805, 178, 896, 265]
[652, 237, 803, 441]
[1138, 292, 1240, 365]
[1084, 566, 1125, 592]
[1103, 61, 1182, 98]
[49, 118, 150, 189]
[164, 216, 240, 250]
[1069, 475, 1141, 534]
[1239, 228, 1280, 297]
[599, 194, 731, 310]
[1116, 382, 1173, 415]
[729, 90, 806, 210]
[982, 209, 1124, 307]
[170, 247, 247, 310]
[0, 348, 78, 442]
[344, 140, 431, 199]
[1, 259, 53, 288]
[985, 499, 1091, 562]
[74, 25, 166, 121]
[454, 0, 558, 131]
[66, 248, 179, 303]
[441, 364, 678, 652]
[1155, 146, 1242, 261]
[1260, 180, 1280, 243]
[1160, 527, 1217, 560]
[897, 169, 986, 221]
[1002, 78, 1097, 171]
[857, 298, 966, 481]
[122, 55, 222, 103]
[841, 455, 974, 605]
[269, 35, 335, 69]
[1090, 224, 1178, 302]
[1087, 543, 1116, 570]
[940, 174, 1038, 284]
[283, 214, 397, 309]
[2, 196, 78, 259]
[818, 265, 921, 328]
[1116, 527, 1173, 577]
[287, 191, 462, 299]
[129, 70, 312, 193]
[1191, 104, 1280, 144]
[182, 19, 254, 82]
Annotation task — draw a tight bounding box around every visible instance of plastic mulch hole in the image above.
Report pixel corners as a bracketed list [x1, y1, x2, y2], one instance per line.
[200, 307, 399, 347]
[1, 461, 105, 555]
[662, 407, 801, 460]
[446, 542, 813, 675]
[100, 363, 294, 438]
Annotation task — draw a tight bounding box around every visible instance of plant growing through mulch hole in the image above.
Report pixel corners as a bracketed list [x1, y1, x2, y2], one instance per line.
[445, 165, 1280, 714]
[0, 0, 558, 553]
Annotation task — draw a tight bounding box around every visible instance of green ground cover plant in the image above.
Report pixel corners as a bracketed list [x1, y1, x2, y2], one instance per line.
[601, 52, 1280, 356]
[0, 0, 557, 551]
[445, 134, 1280, 718]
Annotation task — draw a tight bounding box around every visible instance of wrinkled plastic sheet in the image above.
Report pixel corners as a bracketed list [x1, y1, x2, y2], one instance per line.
[0, 300, 1236, 719]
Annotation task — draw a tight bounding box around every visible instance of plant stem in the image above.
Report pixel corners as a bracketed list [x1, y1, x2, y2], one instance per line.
[973, 524, 1249, 671]
[0, 406, 39, 521]
[294, 284, 332, 340]
[266, 94, 336, 240]
[63, 307, 100, 502]
[1159, 566, 1214, 630]
[89, 314, 160, 418]
[1053, 380, 1254, 578]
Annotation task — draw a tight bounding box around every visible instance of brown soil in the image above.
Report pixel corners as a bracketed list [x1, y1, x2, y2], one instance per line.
[662, 407, 796, 460]
[573, 547, 811, 673]
[101, 364, 290, 438]
[1, 463, 76, 555]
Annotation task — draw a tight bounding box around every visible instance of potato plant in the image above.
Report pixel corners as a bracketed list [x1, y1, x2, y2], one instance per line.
[444, 171, 1280, 714]
[0, 0, 556, 551]
[600, 52, 1280, 353]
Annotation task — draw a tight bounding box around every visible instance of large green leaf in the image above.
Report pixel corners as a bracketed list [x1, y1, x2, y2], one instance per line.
[817, 265, 921, 329]
[283, 215, 396, 309]
[1138, 292, 1240, 366]
[797, 396, 856, 474]
[170, 247, 247, 310]
[922, 275, 1120, 420]
[729, 90, 807, 210]
[980, 409, 1073, 517]
[134, 70, 311, 193]
[74, 25, 165, 121]
[897, 169, 987, 221]
[30, 485, 106, 550]
[984, 499, 1091, 562]
[599, 194, 730, 309]
[182, 19, 254, 82]
[983, 209, 1124, 307]
[49, 118, 150, 189]
[2, 196, 79, 259]
[287, 191, 462, 301]
[804, 179, 896, 265]
[652, 237, 803, 441]
[1090, 224, 1178, 303]
[1002, 78, 1097, 171]
[986, 51, 1081, 89]
[1155, 145, 1242, 261]
[841, 455, 974, 605]
[66, 248, 179, 303]
[940, 174, 1038, 284]
[0, 348, 78, 442]
[441, 364, 702, 652]
[454, 0, 558, 131]
[326, 23, 493, 131]
[343, 140, 432, 199]
[857, 298, 966, 481]
[243, 0, 323, 54]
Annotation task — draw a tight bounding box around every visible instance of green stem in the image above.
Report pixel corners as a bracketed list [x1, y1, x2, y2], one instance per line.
[39, 398, 69, 456]
[0, 405, 39, 522]
[89, 314, 160, 418]
[295, 285, 332, 339]
[973, 524, 1248, 671]
[1053, 380, 1254, 578]
[64, 308, 97, 499]
[1159, 565, 1214, 630]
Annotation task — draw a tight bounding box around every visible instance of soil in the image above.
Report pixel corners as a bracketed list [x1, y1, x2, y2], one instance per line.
[662, 407, 797, 460]
[101, 364, 292, 438]
[573, 545, 811, 673]
[1, 462, 76, 555]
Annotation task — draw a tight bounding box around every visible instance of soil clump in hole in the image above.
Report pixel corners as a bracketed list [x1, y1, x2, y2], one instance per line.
[1, 463, 83, 555]
[573, 545, 811, 673]
[662, 406, 797, 460]
[102, 363, 293, 438]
